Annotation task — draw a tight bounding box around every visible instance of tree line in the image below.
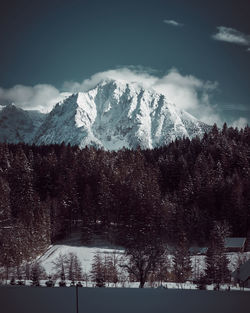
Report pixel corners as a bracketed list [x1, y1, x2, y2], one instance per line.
[0, 235, 235, 290]
[0, 124, 250, 269]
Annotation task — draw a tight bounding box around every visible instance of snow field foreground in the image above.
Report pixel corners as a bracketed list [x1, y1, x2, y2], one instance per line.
[37, 244, 250, 289]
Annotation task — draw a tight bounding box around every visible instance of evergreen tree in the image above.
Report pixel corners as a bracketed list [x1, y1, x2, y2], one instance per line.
[0, 125, 250, 264]
[25, 262, 31, 282]
[152, 251, 170, 286]
[204, 222, 231, 287]
[73, 254, 83, 281]
[52, 253, 67, 281]
[31, 262, 46, 286]
[90, 252, 105, 287]
[105, 252, 119, 286]
[65, 252, 83, 283]
[173, 233, 192, 283]
[67, 253, 75, 282]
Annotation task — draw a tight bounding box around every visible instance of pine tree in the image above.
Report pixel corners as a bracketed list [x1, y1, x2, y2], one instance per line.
[91, 252, 105, 287]
[73, 254, 83, 281]
[31, 262, 46, 286]
[67, 253, 75, 282]
[105, 252, 119, 286]
[52, 253, 67, 280]
[173, 233, 192, 284]
[152, 251, 170, 286]
[25, 262, 31, 281]
[80, 183, 95, 244]
[204, 222, 231, 287]
[65, 252, 83, 283]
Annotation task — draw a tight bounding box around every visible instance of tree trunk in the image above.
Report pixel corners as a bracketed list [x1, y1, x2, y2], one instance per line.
[139, 274, 145, 288]
[139, 281, 145, 288]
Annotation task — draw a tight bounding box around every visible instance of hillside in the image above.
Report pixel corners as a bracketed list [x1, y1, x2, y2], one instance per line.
[0, 125, 249, 266]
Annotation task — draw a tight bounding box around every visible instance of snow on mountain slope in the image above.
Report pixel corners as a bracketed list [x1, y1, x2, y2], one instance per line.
[0, 104, 46, 143]
[33, 79, 211, 150]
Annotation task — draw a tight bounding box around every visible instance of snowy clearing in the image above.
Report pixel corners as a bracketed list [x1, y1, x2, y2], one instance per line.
[35, 243, 250, 290]
[37, 244, 123, 275]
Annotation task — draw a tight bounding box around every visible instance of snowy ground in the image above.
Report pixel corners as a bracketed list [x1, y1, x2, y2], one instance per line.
[37, 244, 122, 275]
[35, 243, 250, 290]
[38, 243, 250, 275]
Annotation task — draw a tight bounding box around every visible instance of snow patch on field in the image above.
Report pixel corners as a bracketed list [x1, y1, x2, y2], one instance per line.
[38, 244, 123, 275]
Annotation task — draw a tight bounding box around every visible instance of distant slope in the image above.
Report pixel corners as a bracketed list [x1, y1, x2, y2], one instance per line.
[0, 104, 46, 143]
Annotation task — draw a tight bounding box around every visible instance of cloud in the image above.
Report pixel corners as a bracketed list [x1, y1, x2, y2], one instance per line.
[63, 67, 158, 93]
[247, 47, 250, 52]
[0, 84, 70, 113]
[232, 117, 248, 129]
[212, 26, 250, 46]
[163, 19, 183, 27]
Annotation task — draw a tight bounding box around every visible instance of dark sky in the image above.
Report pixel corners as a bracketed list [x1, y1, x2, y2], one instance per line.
[0, 0, 250, 125]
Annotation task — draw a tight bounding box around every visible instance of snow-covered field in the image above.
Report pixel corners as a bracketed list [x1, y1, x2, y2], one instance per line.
[36, 243, 250, 290]
[38, 244, 250, 275]
[37, 244, 122, 274]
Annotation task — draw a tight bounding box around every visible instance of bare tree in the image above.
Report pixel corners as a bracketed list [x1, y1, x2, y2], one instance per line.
[121, 240, 165, 288]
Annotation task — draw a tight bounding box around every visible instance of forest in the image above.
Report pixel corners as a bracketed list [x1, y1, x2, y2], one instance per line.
[0, 124, 250, 268]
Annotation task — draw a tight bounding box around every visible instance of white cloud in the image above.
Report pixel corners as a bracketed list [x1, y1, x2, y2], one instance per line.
[0, 84, 69, 113]
[247, 47, 250, 52]
[212, 26, 250, 46]
[63, 67, 158, 92]
[232, 117, 248, 129]
[163, 19, 183, 27]
[0, 67, 222, 125]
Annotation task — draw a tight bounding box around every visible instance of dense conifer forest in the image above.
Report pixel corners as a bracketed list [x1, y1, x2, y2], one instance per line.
[0, 124, 250, 267]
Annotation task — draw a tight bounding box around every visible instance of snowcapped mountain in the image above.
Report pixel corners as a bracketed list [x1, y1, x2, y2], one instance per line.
[0, 104, 46, 143]
[0, 80, 211, 149]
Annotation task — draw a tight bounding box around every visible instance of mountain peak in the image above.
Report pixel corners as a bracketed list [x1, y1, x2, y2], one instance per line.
[31, 81, 211, 150]
[0, 80, 211, 149]
[91, 78, 154, 96]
